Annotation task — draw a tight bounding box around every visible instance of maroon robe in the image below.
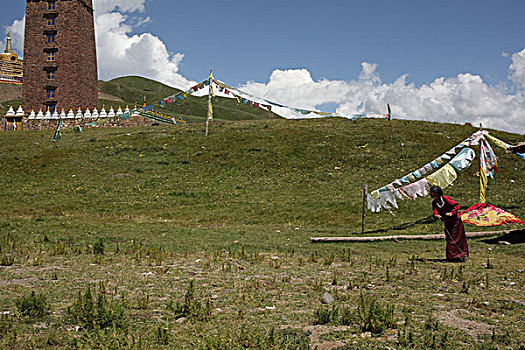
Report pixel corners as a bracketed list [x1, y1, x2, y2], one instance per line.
[432, 195, 469, 261]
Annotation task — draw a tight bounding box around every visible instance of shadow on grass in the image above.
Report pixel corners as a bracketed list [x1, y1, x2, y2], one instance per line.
[365, 215, 436, 234]
[481, 229, 525, 245]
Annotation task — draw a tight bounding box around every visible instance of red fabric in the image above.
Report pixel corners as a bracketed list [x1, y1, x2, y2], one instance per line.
[461, 203, 524, 226]
[433, 196, 469, 260]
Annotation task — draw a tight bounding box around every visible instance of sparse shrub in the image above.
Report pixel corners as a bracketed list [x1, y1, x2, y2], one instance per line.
[67, 287, 126, 330]
[356, 292, 396, 334]
[313, 306, 338, 325]
[168, 280, 211, 322]
[93, 238, 104, 255]
[0, 254, 15, 266]
[206, 326, 310, 349]
[15, 291, 50, 318]
[156, 326, 170, 345]
[0, 313, 14, 338]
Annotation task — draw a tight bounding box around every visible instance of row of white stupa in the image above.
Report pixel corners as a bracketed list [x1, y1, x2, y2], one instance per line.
[4, 106, 140, 119]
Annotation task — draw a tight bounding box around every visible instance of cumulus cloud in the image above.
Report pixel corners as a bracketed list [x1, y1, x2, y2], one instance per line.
[239, 58, 525, 134]
[93, 0, 195, 89]
[509, 48, 525, 90]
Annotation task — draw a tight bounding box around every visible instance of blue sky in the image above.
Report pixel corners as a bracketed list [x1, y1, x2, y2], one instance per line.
[1, 0, 525, 133]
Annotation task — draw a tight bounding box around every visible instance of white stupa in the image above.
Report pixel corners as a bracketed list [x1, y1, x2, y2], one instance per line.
[75, 108, 83, 119]
[36, 109, 44, 119]
[44, 108, 52, 119]
[67, 109, 75, 119]
[84, 108, 91, 118]
[108, 106, 115, 118]
[99, 107, 107, 118]
[28, 110, 36, 119]
[6, 106, 15, 116]
[92, 107, 99, 118]
[60, 109, 67, 119]
[15, 106, 24, 117]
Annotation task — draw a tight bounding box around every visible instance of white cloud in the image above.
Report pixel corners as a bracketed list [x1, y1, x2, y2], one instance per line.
[93, 0, 195, 89]
[509, 48, 525, 90]
[239, 58, 525, 134]
[94, 11, 194, 89]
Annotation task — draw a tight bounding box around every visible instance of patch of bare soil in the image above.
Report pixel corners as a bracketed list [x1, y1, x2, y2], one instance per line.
[437, 309, 492, 339]
[98, 91, 125, 103]
[301, 325, 348, 350]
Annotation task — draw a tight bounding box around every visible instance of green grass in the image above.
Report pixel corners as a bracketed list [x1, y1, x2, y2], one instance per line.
[99, 76, 278, 122]
[1, 76, 277, 123]
[0, 118, 523, 349]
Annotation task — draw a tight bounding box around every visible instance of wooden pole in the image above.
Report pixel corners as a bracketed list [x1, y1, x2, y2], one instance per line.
[310, 229, 518, 243]
[362, 185, 368, 234]
[205, 69, 213, 136]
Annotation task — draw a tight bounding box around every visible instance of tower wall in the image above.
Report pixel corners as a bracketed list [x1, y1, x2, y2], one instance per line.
[23, 0, 98, 113]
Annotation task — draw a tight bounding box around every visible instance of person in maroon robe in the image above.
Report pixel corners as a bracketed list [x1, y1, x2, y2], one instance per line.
[430, 186, 469, 262]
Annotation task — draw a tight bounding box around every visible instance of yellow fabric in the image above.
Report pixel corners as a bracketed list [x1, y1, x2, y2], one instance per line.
[479, 168, 487, 203]
[485, 134, 508, 150]
[208, 100, 213, 121]
[426, 164, 457, 189]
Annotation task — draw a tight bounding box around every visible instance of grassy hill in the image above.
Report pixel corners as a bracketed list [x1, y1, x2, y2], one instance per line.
[1, 76, 278, 122]
[99, 76, 279, 122]
[0, 118, 524, 349]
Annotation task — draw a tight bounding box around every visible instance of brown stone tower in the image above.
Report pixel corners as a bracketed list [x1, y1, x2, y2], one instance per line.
[23, 0, 98, 113]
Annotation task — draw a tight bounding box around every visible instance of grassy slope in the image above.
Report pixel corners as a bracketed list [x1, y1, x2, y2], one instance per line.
[99, 76, 279, 122]
[1, 76, 278, 122]
[0, 118, 523, 349]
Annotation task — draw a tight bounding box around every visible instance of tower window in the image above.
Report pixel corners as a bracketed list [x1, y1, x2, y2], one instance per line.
[47, 52, 55, 61]
[47, 34, 55, 43]
[48, 71, 55, 80]
[47, 88, 56, 99]
[48, 17, 55, 26]
[48, 1, 56, 10]
[46, 104, 57, 113]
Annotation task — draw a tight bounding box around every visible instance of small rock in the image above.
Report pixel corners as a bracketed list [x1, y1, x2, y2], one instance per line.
[322, 292, 335, 304]
[195, 259, 202, 263]
[265, 305, 275, 310]
[175, 317, 186, 324]
[238, 265, 245, 270]
[211, 294, 218, 300]
[517, 269, 524, 273]
[498, 241, 511, 245]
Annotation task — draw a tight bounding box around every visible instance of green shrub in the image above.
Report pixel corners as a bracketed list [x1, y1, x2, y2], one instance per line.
[356, 292, 396, 334]
[168, 280, 212, 322]
[67, 287, 126, 330]
[15, 291, 50, 318]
